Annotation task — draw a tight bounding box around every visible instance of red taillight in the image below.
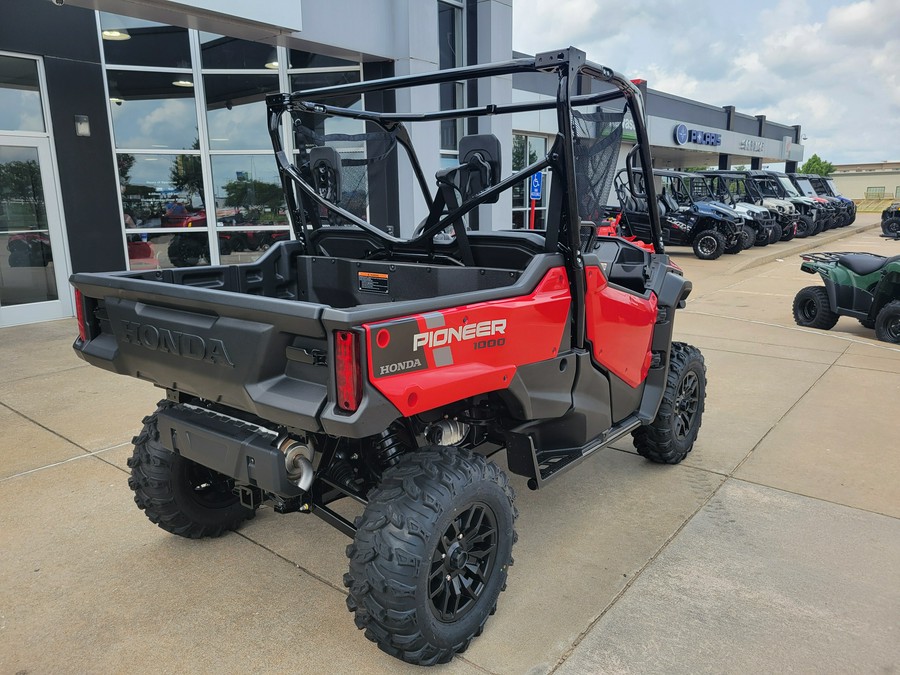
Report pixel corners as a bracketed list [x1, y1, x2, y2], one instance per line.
[75, 289, 88, 342]
[335, 330, 362, 413]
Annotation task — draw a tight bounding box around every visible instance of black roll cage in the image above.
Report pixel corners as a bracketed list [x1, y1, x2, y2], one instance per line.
[265, 47, 663, 350]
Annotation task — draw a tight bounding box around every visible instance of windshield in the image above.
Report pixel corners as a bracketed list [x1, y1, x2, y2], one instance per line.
[809, 177, 830, 195]
[794, 177, 817, 197]
[776, 176, 800, 197]
[754, 177, 782, 199]
[825, 178, 841, 196]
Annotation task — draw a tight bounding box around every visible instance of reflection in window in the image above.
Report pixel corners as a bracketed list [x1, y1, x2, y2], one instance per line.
[0, 55, 44, 132]
[1, 145, 56, 303]
[100, 13, 191, 68]
[204, 74, 279, 150]
[118, 153, 204, 229]
[438, 1, 463, 153]
[107, 70, 198, 150]
[210, 155, 284, 226]
[200, 33, 276, 70]
[511, 133, 550, 229]
[288, 50, 358, 69]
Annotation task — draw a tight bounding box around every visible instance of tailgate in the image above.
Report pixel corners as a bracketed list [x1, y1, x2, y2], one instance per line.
[72, 273, 330, 431]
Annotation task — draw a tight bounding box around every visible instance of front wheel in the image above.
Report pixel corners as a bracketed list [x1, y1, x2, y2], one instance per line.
[345, 447, 517, 666]
[781, 222, 796, 242]
[795, 214, 813, 238]
[632, 342, 706, 464]
[792, 286, 839, 330]
[692, 230, 726, 260]
[875, 300, 900, 344]
[127, 402, 255, 538]
[883, 218, 900, 237]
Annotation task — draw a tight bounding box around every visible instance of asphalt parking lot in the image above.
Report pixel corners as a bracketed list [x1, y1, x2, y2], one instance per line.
[1, 215, 898, 674]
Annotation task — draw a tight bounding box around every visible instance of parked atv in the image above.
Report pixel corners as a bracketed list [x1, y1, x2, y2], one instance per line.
[793, 249, 900, 343]
[70, 48, 706, 666]
[616, 166, 742, 259]
[882, 201, 900, 237]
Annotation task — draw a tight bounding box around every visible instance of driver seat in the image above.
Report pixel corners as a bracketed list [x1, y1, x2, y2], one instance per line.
[838, 253, 900, 275]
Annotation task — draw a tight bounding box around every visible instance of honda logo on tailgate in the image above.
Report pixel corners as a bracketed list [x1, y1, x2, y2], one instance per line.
[120, 320, 235, 367]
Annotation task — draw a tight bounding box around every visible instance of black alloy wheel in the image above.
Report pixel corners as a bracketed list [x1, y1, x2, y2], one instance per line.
[429, 503, 498, 623]
[792, 286, 839, 330]
[672, 370, 701, 442]
[882, 218, 900, 237]
[875, 300, 900, 344]
[692, 230, 725, 260]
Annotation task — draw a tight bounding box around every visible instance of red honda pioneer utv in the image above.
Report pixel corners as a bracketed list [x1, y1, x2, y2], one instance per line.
[71, 48, 705, 666]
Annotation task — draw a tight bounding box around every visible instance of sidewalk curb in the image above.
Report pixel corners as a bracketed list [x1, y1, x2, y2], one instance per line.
[729, 221, 882, 273]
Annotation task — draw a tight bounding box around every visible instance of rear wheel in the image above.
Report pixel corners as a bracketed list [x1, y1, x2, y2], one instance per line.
[692, 230, 725, 260]
[632, 342, 706, 464]
[792, 286, 839, 330]
[882, 218, 900, 237]
[875, 300, 900, 344]
[127, 403, 255, 538]
[345, 447, 517, 666]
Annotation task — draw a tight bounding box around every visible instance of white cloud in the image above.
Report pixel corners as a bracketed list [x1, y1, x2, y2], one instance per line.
[512, 0, 900, 163]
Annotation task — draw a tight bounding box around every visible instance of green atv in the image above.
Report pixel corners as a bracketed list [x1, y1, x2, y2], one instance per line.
[793, 250, 900, 343]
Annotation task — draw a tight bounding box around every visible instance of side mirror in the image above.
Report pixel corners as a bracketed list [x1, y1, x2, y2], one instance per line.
[309, 146, 342, 204]
[459, 134, 502, 203]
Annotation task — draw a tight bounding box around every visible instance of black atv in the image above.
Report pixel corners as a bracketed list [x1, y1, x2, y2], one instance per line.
[616, 165, 742, 260]
[882, 202, 900, 237]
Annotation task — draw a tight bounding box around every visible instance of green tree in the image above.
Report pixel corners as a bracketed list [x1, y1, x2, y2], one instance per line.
[0, 159, 45, 226]
[799, 154, 834, 176]
[222, 178, 283, 210]
[169, 139, 204, 203]
[117, 153, 135, 186]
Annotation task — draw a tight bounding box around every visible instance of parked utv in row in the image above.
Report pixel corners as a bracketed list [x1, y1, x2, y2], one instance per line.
[702, 170, 799, 242]
[788, 173, 852, 228]
[807, 175, 856, 225]
[616, 166, 743, 259]
[70, 48, 706, 666]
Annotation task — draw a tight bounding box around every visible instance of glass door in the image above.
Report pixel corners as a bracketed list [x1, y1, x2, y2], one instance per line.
[0, 52, 71, 327]
[0, 136, 71, 326]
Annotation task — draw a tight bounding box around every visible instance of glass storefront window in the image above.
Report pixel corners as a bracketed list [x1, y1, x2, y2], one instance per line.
[200, 33, 276, 70]
[288, 50, 358, 70]
[204, 73, 279, 150]
[99, 13, 191, 68]
[0, 55, 44, 132]
[118, 153, 204, 228]
[209, 154, 284, 225]
[511, 133, 549, 229]
[107, 70, 198, 150]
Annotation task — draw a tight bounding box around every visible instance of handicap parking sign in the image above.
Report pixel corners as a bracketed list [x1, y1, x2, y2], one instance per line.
[529, 172, 543, 200]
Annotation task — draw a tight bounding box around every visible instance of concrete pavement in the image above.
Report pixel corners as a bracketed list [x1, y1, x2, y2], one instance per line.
[1, 216, 898, 673]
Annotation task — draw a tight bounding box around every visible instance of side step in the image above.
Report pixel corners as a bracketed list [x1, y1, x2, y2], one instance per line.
[507, 415, 642, 490]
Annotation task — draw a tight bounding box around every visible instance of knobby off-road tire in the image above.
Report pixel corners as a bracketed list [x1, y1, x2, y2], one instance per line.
[780, 223, 796, 242]
[875, 300, 900, 344]
[127, 402, 254, 538]
[882, 218, 900, 237]
[792, 286, 839, 330]
[632, 342, 706, 464]
[692, 230, 726, 260]
[344, 446, 517, 666]
[795, 214, 814, 238]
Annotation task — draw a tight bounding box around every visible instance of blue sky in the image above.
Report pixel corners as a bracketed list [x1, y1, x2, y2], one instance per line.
[512, 0, 900, 165]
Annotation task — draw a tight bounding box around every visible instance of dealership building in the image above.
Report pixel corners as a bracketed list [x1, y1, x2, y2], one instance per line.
[0, 0, 805, 326]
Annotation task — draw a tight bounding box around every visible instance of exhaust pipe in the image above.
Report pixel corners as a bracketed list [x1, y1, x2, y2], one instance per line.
[278, 436, 315, 492]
